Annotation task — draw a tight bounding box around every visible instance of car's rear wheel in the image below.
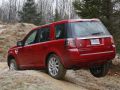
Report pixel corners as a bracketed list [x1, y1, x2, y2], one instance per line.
[9, 59, 18, 71]
[90, 61, 111, 77]
[47, 54, 66, 79]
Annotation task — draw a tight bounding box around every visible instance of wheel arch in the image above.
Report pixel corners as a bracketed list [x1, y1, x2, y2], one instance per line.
[45, 52, 65, 68]
[7, 55, 15, 66]
[45, 52, 56, 67]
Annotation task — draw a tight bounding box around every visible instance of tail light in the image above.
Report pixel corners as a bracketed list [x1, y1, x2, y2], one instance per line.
[110, 36, 115, 44]
[65, 38, 76, 48]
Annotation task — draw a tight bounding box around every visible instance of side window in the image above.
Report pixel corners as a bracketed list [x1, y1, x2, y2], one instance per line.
[38, 27, 50, 42]
[25, 31, 37, 45]
[55, 24, 65, 39]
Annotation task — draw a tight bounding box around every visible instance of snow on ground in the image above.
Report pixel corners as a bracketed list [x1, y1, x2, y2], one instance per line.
[0, 25, 6, 33]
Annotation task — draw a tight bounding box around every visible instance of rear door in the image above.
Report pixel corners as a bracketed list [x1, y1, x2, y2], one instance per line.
[33, 26, 51, 67]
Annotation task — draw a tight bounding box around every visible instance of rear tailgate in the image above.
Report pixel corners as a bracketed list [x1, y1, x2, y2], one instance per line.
[75, 35, 115, 56]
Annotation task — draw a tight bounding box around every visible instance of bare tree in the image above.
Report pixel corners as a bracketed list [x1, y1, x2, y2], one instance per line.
[0, 0, 78, 23]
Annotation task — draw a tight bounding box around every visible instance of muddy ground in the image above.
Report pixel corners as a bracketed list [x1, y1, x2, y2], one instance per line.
[0, 23, 120, 90]
[0, 61, 120, 90]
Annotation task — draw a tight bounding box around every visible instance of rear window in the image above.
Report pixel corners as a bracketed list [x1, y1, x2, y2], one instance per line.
[68, 21, 110, 38]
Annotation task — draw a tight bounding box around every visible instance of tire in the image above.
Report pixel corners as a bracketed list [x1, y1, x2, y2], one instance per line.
[90, 61, 111, 77]
[47, 54, 66, 79]
[9, 59, 19, 71]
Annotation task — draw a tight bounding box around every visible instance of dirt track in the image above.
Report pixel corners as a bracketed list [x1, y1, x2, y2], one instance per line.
[0, 23, 120, 90]
[0, 62, 120, 90]
[0, 62, 85, 90]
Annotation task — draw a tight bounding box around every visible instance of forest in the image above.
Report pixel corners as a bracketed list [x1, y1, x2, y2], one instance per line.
[0, 1, 120, 89]
[0, 0, 120, 52]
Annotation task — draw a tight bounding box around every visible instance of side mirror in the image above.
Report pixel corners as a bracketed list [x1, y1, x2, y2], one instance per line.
[17, 41, 24, 47]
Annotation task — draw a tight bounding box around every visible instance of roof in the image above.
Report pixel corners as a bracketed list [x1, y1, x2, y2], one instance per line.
[32, 18, 100, 30]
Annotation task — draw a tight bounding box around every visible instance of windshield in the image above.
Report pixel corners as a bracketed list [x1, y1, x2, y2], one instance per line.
[68, 21, 110, 38]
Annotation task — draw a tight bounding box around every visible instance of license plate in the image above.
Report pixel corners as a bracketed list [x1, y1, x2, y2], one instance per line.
[90, 39, 100, 45]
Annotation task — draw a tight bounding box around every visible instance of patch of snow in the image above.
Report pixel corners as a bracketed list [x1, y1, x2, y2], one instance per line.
[0, 24, 6, 34]
[0, 29, 6, 34]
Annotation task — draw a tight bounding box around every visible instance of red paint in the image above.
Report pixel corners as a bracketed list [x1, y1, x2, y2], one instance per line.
[8, 19, 116, 69]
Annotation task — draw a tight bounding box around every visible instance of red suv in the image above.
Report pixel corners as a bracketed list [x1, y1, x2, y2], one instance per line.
[7, 19, 116, 79]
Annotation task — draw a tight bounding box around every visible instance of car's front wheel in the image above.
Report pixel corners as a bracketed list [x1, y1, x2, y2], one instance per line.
[90, 61, 111, 77]
[47, 54, 66, 79]
[9, 59, 18, 71]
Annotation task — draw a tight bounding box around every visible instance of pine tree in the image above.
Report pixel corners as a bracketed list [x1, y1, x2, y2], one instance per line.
[73, 0, 113, 32]
[73, 0, 103, 18]
[54, 9, 62, 22]
[18, 0, 42, 25]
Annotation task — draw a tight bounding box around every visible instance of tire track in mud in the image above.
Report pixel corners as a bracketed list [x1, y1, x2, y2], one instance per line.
[0, 62, 86, 90]
[0, 62, 120, 90]
[19, 70, 86, 90]
[0, 62, 8, 75]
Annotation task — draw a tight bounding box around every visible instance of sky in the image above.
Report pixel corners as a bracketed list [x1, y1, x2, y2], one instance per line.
[0, 0, 8, 5]
[0, 0, 39, 6]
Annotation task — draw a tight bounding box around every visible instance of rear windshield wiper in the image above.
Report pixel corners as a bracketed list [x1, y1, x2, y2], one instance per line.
[91, 32, 104, 35]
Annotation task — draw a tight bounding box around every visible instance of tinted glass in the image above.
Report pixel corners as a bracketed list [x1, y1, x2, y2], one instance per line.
[38, 27, 50, 42]
[68, 21, 110, 37]
[25, 31, 37, 45]
[55, 24, 66, 39]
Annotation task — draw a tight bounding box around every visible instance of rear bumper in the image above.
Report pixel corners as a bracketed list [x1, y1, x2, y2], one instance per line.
[63, 48, 116, 68]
